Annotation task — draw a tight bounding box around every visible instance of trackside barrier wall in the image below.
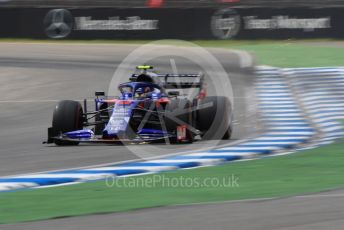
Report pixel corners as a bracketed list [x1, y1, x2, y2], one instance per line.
[0, 7, 344, 39]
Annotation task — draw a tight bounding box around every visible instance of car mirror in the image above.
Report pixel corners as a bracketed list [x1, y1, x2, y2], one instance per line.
[168, 91, 180, 96]
[95, 91, 105, 96]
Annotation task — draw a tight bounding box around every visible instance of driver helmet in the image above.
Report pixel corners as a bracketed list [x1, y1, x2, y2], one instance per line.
[135, 87, 144, 97]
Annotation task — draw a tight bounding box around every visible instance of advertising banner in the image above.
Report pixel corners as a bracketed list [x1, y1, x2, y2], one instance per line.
[0, 7, 343, 39]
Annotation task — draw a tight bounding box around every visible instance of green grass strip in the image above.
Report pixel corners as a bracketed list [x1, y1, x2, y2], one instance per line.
[1, 39, 344, 67]
[0, 141, 343, 224]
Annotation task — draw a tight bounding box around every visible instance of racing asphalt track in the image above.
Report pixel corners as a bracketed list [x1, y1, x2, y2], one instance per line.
[0, 42, 258, 177]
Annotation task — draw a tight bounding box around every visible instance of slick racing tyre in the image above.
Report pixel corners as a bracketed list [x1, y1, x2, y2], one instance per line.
[197, 96, 233, 140]
[52, 100, 83, 146]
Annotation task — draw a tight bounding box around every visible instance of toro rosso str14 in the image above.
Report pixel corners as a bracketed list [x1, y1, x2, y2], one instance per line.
[45, 66, 233, 145]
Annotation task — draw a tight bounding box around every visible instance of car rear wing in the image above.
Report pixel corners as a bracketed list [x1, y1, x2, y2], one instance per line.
[157, 74, 204, 89]
[131, 73, 204, 89]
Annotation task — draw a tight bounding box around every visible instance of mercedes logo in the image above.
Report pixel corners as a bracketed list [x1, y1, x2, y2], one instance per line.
[44, 9, 73, 39]
[211, 8, 241, 40]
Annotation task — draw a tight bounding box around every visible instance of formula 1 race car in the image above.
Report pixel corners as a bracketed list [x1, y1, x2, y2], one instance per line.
[45, 65, 233, 145]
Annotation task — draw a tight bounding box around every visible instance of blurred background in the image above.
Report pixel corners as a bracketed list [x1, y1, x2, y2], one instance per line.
[1, 0, 344, 40]
[1, 0, 344, 8]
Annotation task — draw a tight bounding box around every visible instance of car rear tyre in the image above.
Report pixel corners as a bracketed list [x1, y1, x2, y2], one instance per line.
[222, 124, 232, 140]
[197, 96, 233, 140]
